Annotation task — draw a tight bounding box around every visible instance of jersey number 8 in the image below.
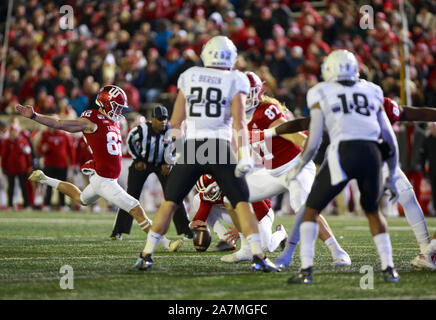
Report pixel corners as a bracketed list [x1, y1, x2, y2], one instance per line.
[106, 132, 122, 156]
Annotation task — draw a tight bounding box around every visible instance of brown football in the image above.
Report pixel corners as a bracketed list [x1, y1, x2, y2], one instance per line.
[193, 226, 212, 252]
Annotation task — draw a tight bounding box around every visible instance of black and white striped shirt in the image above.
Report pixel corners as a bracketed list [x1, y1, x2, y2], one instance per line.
[126, 122, 175, 166]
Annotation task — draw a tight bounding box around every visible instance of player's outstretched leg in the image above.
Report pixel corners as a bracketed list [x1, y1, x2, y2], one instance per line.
[411, 232, 436, 271]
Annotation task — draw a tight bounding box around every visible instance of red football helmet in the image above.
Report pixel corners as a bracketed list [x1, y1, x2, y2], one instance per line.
[245, 71, 264, 112]
[195, 174, 222, 202]
[95, 85, 128, 121]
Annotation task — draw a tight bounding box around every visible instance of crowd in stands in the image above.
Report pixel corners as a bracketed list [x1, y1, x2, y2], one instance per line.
[0, 0, 435, 214]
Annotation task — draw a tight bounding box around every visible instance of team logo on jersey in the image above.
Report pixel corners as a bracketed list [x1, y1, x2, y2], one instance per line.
[97, 115, 105, 119]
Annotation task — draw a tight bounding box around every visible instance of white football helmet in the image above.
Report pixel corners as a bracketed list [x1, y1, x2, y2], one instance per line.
[200, 36, 237, 69]
[245, 71, 265, 111]
[321, 49, 359, 82]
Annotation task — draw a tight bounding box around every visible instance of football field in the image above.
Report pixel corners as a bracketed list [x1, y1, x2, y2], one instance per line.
[0, 210, 435, 300]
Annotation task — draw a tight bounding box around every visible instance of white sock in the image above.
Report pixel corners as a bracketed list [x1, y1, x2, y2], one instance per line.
[239, 233, 250, 250]
[143, 230, 162, 255]
[373, 233, 394, 270]
[324, 236, 342, 253]
[400, 189, 431, 246]
[299, 221, 318, 269]
[279, 206, 305, 261]
[41, 176, 61, 189]
[0, 190, 6, 206]
[246, 233, 263, 256]
[160, 236, 170, 249]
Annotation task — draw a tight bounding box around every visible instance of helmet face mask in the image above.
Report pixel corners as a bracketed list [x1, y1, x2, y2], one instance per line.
[321, 49, 359, 82]
[95, 85, 128, 122]
[200, 36, 237, 69]
[245, 71, 264, 111]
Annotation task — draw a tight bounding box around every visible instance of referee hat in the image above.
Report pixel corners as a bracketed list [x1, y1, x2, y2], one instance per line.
[152, 105, 168, 120]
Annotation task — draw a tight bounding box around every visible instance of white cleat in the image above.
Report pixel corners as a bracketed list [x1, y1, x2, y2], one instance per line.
[221, 249, 252, 263]
[411, 253, 436, 271]
[28, 170, 47, 183]
[168, 239, 183, 252]
[332, 251, 352, 267]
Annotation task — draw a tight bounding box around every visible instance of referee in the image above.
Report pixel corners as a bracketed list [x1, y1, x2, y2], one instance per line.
[110, 105, 192, 240]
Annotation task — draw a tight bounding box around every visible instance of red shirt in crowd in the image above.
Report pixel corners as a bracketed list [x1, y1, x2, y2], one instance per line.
[38, 129, 75, 168]
[1, 134, 32, 175]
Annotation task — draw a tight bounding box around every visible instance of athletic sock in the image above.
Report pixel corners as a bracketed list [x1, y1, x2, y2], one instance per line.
[373, 233, 394, 270]
[324, 236, 342, 254]
[400, 189, 431, 246]
[41, 176, 61, 189]
[160, 236, 170, 249]
[246, 233, 263, 256]
[299, 221, 318, 269]
[143, 230, 162, 255]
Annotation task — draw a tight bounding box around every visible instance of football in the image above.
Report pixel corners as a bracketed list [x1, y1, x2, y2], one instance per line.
[193, 226, 212, 252]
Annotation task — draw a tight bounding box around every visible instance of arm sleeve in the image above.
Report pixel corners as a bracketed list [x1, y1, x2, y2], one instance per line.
[298, 108, 324, 168]
[377, 108, 399, 177]
[192, 198, 213, 222]
[126, 125, 145, 161]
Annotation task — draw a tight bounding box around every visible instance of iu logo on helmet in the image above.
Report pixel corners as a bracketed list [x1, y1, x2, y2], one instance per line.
[108, 87, 121, 99]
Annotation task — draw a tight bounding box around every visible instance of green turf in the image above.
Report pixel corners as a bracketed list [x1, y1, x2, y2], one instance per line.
[0, 210, 435, 300]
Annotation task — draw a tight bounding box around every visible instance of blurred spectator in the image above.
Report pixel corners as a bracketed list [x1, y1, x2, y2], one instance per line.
[38, 123, 75, 211]
[0, 118, 32, 210]
[69, 87, 89, 117]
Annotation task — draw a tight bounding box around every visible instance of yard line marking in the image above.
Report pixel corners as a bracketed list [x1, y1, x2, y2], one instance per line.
[345, 226, 417, 231]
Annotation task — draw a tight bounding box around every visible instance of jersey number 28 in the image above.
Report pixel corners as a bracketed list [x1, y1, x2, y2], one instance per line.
[189, 87, 222, 118]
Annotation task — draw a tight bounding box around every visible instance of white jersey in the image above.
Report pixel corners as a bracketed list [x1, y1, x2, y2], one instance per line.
[307, 79, 384, 145]
[177, 66, 249, 142]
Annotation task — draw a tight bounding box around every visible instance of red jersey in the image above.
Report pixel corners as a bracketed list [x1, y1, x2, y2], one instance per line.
[81, 109, 122, 179]
[193, 194, 272, 223]
[383, 97, 403, 125]
[1, 135, 32, 175]
[248, 102, 302, 170]
[38, 130, 75, 168]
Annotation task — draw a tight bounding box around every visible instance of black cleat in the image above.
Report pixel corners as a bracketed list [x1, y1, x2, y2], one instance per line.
[250, 255, 281, 273]
[382, 266, 400, 283]
[210, 240, 236, 252]
[287, 267, 313, 284]
[133, 253, 153, 270]
[110, 232, 122, 240]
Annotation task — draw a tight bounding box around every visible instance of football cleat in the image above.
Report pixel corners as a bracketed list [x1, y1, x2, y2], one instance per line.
[250, 256, 281, 273]
[210, 240, 236, 252]
[410, 253, 436, 271]
[287, 267, 313, 284]
[110, 232, 123, 241]
[28, 170, 47, 183]
[382, 266, 400, 283]
[168, 239, 183, 252]
[133, 253, 153, 271]
[221, 248, 252, 263]
[332, 250, 352, 267]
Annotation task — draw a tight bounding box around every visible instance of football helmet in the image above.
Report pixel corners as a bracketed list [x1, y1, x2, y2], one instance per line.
[245, 71, 264, 111]
[321, 49, 359, 82]
[200, 36, 237, 69]
[195, 174, 222, 202]
[95, 85, 128, 121]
